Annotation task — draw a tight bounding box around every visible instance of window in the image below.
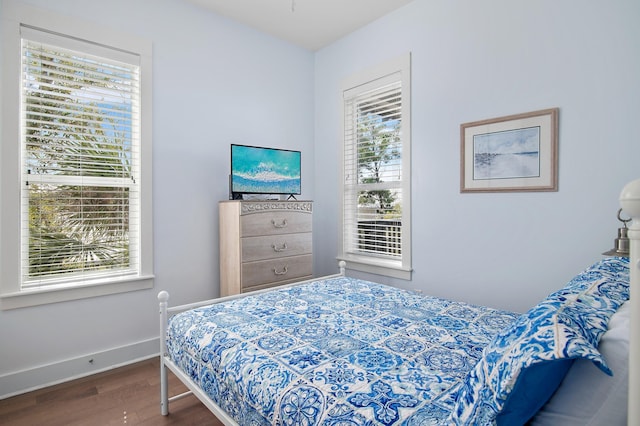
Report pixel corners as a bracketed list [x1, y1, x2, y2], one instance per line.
[1, 1, 153, 309]
[339, 54, 412, 280]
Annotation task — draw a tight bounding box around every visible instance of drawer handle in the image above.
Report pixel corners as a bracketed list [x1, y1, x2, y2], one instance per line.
[272, 242, 288, 252]
[272, 218, 288, 228]
[273, 265, 288, 276]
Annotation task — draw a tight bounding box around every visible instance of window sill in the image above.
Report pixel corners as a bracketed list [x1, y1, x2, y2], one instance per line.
[0, 275, 154, 310]
[337, 255, 412, 280]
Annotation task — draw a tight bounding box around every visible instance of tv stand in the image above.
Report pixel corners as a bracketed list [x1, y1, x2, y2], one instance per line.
[229, 192, 299, 201]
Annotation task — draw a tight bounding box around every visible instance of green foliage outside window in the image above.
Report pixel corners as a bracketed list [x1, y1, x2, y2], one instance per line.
[24, 43, 134, 280]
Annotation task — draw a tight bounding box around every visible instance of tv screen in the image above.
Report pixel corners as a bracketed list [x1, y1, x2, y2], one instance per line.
[230, 144, 301, 197]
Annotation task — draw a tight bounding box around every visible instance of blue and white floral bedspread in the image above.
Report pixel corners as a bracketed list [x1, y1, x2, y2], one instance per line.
[166, 277, 518, 425]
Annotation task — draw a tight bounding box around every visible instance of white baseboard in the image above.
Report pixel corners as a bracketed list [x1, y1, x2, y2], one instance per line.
[0, 337, 160, 400]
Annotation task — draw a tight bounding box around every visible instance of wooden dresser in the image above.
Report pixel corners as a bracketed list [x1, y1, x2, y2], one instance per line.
[219, 200, 313, 296]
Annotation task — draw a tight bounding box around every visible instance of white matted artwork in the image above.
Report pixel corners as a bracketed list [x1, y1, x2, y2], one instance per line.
[460, 108, 558, 192]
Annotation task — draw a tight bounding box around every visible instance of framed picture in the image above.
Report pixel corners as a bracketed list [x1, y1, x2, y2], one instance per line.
[460, 108, 558, 193]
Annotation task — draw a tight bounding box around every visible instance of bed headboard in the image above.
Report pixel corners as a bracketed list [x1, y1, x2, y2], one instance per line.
[620, 178, 640, 426]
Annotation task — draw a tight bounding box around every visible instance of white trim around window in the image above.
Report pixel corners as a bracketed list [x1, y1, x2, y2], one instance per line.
[0, 1, 154, 309]
[338, 53, 412, 280]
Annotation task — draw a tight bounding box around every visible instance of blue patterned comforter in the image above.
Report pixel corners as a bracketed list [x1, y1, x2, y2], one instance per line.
[166, 277, 518, 425]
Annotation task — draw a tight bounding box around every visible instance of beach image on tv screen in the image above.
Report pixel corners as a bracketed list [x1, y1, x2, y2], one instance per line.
[232, 145, 301, 194]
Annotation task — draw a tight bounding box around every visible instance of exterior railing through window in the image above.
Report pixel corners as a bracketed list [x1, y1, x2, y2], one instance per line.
[357, 220, 402, 256]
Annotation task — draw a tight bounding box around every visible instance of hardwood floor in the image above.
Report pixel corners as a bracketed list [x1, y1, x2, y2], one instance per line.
[0, 358, 224, 425]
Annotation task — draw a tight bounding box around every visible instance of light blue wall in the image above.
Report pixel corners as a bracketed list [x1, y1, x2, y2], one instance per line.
[314, 0, 640, 312]
[0, 0, 314, 390]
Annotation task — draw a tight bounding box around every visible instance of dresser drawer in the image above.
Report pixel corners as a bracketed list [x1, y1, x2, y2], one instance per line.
[242, 233, 312, 262]
[241, 254, 312, 288]
[241, 210, 312, 237]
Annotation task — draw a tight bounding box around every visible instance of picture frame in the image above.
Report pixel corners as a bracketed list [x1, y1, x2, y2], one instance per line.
[460, 108, 558, 193]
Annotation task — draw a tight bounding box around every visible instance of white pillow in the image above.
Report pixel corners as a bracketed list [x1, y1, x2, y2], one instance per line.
[530, 300, 630, 425]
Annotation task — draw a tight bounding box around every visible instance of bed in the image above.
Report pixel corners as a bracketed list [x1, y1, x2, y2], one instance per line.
[158, 178, 640, 425]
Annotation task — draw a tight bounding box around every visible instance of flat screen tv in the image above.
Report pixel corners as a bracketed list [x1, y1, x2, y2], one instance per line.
[230, 144, 301, 199]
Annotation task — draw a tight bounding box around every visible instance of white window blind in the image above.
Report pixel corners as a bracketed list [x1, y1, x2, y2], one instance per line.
[340, 54, 411, 279]
[344, 77, 403, 260]
[20, 25, 141, 288]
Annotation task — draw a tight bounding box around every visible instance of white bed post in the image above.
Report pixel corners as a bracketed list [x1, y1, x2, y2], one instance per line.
[620, 178, 640, 426]
[158, 290, 170, 416]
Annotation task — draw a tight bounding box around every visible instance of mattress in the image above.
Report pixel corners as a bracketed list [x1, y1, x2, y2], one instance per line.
[166, 276, 519, 425]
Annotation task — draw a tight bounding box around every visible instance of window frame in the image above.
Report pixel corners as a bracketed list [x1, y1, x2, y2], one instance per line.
[0, 1, 154, 309]
[338, 53, 412, 280]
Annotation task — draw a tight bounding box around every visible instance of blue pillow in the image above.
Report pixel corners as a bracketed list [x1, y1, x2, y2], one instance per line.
[530, 301, 631, 425]
[496, 359, 573, 425]
[449, 257, 629, 426]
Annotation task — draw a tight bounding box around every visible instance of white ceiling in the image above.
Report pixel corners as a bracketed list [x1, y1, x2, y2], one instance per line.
[184, 0, 415, 51]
